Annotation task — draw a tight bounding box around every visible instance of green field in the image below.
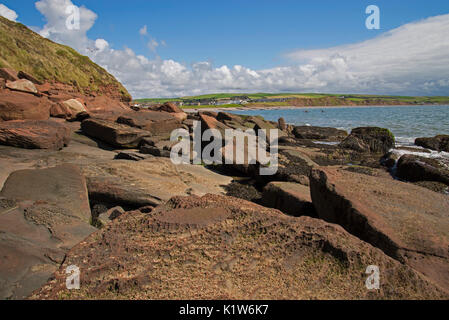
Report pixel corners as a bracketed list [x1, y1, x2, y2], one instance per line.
[134, 93, 449, 107]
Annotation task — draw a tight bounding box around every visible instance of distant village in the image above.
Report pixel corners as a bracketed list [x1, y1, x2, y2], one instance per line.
[133, 95, 296, 108]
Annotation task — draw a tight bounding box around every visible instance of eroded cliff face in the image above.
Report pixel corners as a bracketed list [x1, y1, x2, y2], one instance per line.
[0, 15, 131, 110]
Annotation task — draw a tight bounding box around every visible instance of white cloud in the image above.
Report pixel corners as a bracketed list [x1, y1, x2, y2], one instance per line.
[139, 25, 147, 36]
[31, 1, 449, 98]
[0, 3, 18, 21]
[95, 38, 109, 52]
[147, 39, 159, 52]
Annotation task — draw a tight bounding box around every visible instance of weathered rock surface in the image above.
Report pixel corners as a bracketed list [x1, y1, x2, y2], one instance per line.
[396, 154, 449, 185]
[31, 194, 446, 299]
[81, 118, 151, 148]
[310, 166, 449, 293]
[415, 135, 449, 152]
[82, 158, 232, 209]
[114, 151, 151, 161]
[5, 79, 38, 95]
[0, 68, 19, 81]
[0, 90, 51, 121]
[0, 120, 71, 150]
[62, 98, 87, 116]
[117, 110, 181, 137]
[293, 126, 347, 141]
[262, 181, 315, 217]
[0, 164, 96, 299]
[150, 102, 187, 121]
[340, 127, 395, 153]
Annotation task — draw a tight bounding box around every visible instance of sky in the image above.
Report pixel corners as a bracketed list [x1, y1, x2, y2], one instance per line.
[1, 0, 449, 98]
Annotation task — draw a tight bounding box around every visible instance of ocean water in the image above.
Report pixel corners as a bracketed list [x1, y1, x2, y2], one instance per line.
[230, 105, 449, 147]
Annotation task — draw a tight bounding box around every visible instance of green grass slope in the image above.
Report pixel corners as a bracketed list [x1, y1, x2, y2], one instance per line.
[0, 16, 131, 101]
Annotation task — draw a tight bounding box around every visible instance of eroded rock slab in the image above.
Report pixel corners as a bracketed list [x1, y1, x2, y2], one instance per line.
[310, 166, 449, 293]
[0, 164, 96, 299]
[81, 158, 232, 209]
[31, 194, 446, 299]
[81, 118, 151, 148]
[0, 120, 71, 150]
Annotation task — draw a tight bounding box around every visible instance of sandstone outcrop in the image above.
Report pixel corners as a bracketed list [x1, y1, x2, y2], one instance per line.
[396, 154, 449, 185]
[31, 194, 446, 299]
[293, 126, 347, 141]
[81, 118, 151, 148]
[415, 135, 449, 152]
[117, 110, 181, 136]
[0, 164, 96, 299]
[339, 127, 395, 153]
[0, 90, 51, 121]
[0, 120, 71, 150]
[309, 166, 449, 292]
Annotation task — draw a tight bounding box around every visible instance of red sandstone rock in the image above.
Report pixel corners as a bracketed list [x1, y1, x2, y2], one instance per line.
[0, 90, 50, 121]
[0, 120, 71, 150]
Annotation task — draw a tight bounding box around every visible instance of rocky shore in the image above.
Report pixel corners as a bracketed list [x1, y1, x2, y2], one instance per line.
[1, 66, 449, 299]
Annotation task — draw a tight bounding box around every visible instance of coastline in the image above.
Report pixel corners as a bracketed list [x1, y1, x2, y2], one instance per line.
[182, 104, 448, 113]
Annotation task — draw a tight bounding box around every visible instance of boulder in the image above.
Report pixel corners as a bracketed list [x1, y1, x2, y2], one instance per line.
[81, 118, 151, 148]
[0, 120, 71, 150]
[278, 117, 287, 131]
[217, 112, 244, 124]
[98, 206, 125, 226]
[150, 102, 187, 121]
[5, 79, 38, 95]
[140, 140, 177, 158]
[0, 90, 50, 121]
[396, 154, 449, 185]
[31, 194, 447, 299]
[340, 127, 395, 153]
[62, 98, 87, 116]
[0, 164, 96, 299]
[199, 113, 231, 136]
[293, 126, 347, 141]
[49, 102, 72, 119]
[82, 158, 232, 209]
[17, 71, 42, 85]
[310, 166, 449, 292]
[415, 135, 449, 152]
[0, 68, 18, 81]
[262, 181, 315, 217]
[117, 110, 181, 137]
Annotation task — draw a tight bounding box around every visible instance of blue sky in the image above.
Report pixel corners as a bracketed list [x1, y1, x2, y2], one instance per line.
[1, 0, 449, 97]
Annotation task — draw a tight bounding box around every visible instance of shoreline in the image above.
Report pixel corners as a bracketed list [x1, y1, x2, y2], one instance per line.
[182, 104, 448, 113]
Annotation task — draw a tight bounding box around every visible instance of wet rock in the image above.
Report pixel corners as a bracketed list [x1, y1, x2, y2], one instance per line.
[262, 181, 315, 217]
[396, 154, 449, 185]
[310, 166, 449, 293]
[339, 127, 395, 154]
[415, 135, 449, 152]
[0, 120, 71, 150]
[31, 194, 446, 299]
[117, 110, 181, 137]
[293, 126, 347, 141]
[380, 151, 401, 169]
[81, 118, 151, 148]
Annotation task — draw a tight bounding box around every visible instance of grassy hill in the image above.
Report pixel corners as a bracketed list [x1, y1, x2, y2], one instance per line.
[0, 16, 131, 101]
[135, 93, 449, 108]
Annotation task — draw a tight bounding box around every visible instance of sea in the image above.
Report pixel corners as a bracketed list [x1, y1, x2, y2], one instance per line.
[230, 105, 449, 162]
